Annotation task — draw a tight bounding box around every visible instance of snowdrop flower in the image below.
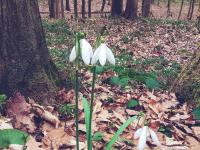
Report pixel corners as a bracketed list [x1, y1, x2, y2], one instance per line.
[91, 43, 115, 66]
[134, 126, 160, 150]
[69, 39, 93, 65]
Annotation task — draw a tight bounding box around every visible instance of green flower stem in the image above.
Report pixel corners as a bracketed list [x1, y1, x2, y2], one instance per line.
[88, 66, 96, 150]
[75, 69, 80, 150]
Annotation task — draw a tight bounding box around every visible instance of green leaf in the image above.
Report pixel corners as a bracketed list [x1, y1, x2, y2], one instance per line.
[110, 76, 129, 87]
[0, 94, 7, 101]
[192, 106, 200, 120]
[82, 97, 91, 145]
[95, 66, 106, 74]
[93, 132, 104, 141]
[127, 99, 139, 109]
[106, 116, 137, 150]
[0, 129, 28, 148]
[145, 77, 161, 90]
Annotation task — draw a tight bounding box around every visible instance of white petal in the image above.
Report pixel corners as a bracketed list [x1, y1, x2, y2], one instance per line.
[91, 46, 101, 65]
[106, 46, 115, 65]
[80, 39, 93, 65]
[9, 144, 23, 150]
[149, 129, 160, 146]
[138, 126, 148, 150]
[99, 44, 107, 66]
[134, 128, 143, 139]
[69, 46, 76, 62]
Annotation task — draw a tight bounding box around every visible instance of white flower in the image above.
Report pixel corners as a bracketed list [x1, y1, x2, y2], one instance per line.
[69, 39, 93, 65]
[134, 126, 160, 150]
[91, 43, 115, 66]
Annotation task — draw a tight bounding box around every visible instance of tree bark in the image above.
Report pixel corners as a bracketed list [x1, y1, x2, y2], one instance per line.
[66, 0, 70, 11]
[124, 0, 138, 20]
[142, 0, 151, 17]
[111, 0, 123, 17]
[171, 50, 200, 103]
[0, 0, 58, 104]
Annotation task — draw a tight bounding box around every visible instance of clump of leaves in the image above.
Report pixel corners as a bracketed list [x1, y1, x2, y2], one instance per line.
[93, 132, 104, 141]
[58, 103, 74, 117]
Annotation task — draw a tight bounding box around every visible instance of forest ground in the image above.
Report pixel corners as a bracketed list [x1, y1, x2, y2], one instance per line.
[1, 1, 200, 150]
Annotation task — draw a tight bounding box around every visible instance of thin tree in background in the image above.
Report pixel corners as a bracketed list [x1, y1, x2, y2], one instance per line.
[101, 0, 106, 13]
[82, 0, 86, 18]
[74, 0, 78, 18]
[187, 0, 195, 20]
[66, 0, 70, 11]
[198, 0, 200, 11]
[124, 0, 138, 19]
[178, 0, 184, 19]
[111, 0, 123, 17]
[142, 0, 151, 17]
[88, 0, 92, 17]
[61, 0, 65, 18]
[167, 0, 172, 17]
[49, 0, 55, 18]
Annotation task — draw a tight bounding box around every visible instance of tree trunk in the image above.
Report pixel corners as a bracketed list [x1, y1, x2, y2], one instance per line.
[142, 0, 151, 17]
[82, 0, 86, 18]
[74, 0, 78, 18]
[49, 0, 55, 18]
[55, 0, 61, 18]
[66, 0, 70, 11]
[101, 0, 106, 13]
[0, 0, 58, 104]
[188, 0, 195, 20]
[171, 50, 200, 104]
[187, 0, 192, 18]
[124, 0, 138, 19]
[111, 0, 123, 17]
[178, 0, 184, 19]
[88, 0, 92, 17]
[61, 0, 65, 18]
[167, 0, 172, 17]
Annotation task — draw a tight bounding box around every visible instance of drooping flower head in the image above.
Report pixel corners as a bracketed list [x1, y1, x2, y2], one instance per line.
[69, 32, 93, 65]
[134, 126, 160, 150]
[91, 41, 115, 66]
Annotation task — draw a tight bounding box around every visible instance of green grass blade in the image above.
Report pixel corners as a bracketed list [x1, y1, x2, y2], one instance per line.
[82, 97, 91, 146]
[106, 116, 137, 150]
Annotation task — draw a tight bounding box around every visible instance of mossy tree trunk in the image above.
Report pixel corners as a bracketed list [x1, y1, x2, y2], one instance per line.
[0, 0, 59, 104]
[171, 49, 200, 103]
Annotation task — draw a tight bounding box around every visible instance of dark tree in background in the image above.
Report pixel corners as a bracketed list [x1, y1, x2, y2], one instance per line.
[88, 0, 92, 17]
[0, 0, 58, 104]
[82, 0, 86, 18]
[74, 0, 78, 17]
[111, 0, 123, 16]
[49, 0, 55, 18]
[178, 0, 184, 19]
[66, 0, 70, 11]
[142, 0, 151, 17]
[167, 0, 172, 17]
[187, 0, 195, 20]
[124, 0, 138, 19]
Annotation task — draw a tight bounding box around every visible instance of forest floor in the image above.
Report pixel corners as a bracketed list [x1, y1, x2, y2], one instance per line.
[1, 1, 200, 150]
